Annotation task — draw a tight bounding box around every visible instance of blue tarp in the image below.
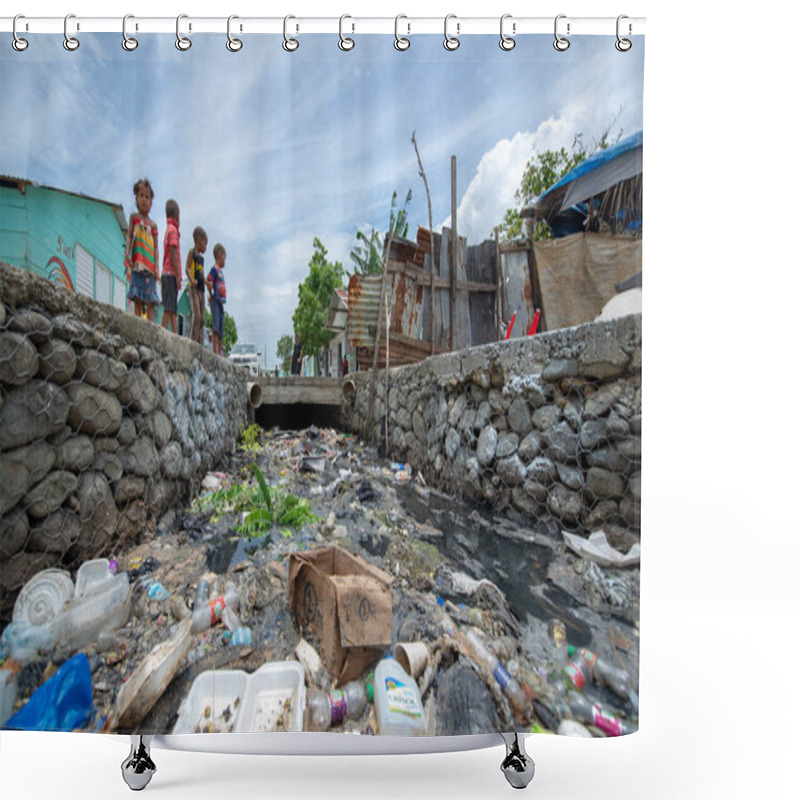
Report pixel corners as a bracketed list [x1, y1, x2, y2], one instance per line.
[538, 131, 643, 204]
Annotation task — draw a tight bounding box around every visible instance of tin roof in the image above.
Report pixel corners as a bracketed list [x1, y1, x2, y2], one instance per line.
[0, 175, 128, 234]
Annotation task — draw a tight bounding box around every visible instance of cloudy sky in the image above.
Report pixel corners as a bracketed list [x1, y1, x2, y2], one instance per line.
[0, 33, 643, 367]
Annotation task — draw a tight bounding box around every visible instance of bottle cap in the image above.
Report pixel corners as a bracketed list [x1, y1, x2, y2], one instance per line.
[567, 644, 575, 657]
[366, 681, 373, 703]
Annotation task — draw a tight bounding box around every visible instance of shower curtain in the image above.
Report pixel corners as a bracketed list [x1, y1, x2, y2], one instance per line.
[0, 23, 644, 740]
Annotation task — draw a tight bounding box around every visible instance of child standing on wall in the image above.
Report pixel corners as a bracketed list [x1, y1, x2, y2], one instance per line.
[124, 178, 160, 320]
[185, 226, 207, 346]
[206, 243, 227, 356]
[161, 199, 181, 333]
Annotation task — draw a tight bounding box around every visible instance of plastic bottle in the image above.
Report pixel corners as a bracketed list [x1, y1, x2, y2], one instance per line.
[567, 692, 636, 737]
[193, 579, 210, 608]
[190, 585, 240, 634]
[567, 646, 638, 709]
[306, 682, 369, 731]
[461, 628, 528, 717]
[373, 656, 426, 736]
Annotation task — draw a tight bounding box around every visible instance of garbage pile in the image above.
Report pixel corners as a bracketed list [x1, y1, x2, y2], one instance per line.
[1, 425, 639, 739]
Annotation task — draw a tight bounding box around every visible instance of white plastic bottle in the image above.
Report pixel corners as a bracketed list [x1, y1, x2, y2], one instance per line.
[305, 682, 369, 731]
[373, 657, 426, 736]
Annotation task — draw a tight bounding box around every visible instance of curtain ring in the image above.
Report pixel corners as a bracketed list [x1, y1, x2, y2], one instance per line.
[499, 14, 515, 51]
[63, 13, 79, 51]
[283, 15, 299, 51]
[227, 15, 242, 51]
[176, 14, 191, 51]
[339, 15, 354, 51]
[12, 15, 29, 52]
[615, 15, 632, 52]
[394, 15, 410, 51]
[122, 14, 138, 51]
[443, 14, 460, 51]
[553, 14, 570, 51]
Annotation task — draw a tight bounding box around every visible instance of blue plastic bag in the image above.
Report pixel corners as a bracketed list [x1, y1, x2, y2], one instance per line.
[5, 652, 93, 731]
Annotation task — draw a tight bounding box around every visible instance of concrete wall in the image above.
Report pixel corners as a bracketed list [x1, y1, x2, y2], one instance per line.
[0, 262, 248, 619]
[342, 313, 642, 546]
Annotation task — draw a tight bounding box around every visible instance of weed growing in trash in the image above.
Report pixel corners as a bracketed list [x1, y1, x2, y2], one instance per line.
[192, 463, 319, 538]
[238, 424, 263, 453]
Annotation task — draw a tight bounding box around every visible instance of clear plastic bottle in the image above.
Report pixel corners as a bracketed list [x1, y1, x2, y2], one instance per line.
[373, 657, 426, 736]
[305, 682, 369, 731]
[567, 692, 636, 737]
[567, 646, 637, 709]
[462, 628, 528, 717]
[190, 585, 240, 634]
[193, 579, 210, 608]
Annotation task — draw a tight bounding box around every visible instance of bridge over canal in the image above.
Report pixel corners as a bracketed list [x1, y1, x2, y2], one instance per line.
[248, 376, 345, 429]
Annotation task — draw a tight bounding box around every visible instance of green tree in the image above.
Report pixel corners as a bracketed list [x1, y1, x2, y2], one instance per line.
[292, 238, 344, 360]
[348, 189, 413, 276]
[276, 334, 293, 376]
[498, 130, 621, 242]
[204, 308, 238, 355]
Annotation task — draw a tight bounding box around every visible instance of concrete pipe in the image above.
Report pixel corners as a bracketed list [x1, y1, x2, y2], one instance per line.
[342, 378, 356, 404]
[246, 382, 263, 408]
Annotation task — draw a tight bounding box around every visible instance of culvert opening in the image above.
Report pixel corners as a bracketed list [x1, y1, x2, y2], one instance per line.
[254, 402, 342, 430]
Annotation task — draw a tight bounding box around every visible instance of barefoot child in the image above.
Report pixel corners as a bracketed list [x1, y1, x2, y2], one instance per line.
[161, 199, 181, 333]
[206, 243, 227, 356]
[125, 178, 159, 320]
[185, 226, 207, 345]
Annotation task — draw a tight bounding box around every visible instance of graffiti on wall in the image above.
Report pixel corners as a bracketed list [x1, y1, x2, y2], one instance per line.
[46, 255, 75, 291]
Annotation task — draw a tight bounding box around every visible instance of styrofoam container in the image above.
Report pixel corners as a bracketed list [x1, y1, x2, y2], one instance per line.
[235, 661, 305, 733]
[173, 670, 249, 734]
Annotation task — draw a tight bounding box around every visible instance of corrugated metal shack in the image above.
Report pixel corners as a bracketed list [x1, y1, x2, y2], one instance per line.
[347, 226, 537, 372]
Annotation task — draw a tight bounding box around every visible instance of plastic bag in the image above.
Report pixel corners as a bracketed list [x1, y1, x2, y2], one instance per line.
[5, 652, 93, 731]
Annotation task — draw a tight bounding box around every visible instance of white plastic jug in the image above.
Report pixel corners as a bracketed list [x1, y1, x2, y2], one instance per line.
[373, 656, 426, 736]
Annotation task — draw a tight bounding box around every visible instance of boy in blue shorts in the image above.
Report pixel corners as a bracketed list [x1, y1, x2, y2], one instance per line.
[206, 243, 227, 356]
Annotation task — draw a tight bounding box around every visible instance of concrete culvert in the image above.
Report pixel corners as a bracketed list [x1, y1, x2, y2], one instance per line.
[342, 378, 356, 404]
[246, 382, 262, 408]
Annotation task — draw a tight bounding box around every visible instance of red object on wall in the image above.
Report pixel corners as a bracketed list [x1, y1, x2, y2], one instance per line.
[527, 309, 541, 336]
[505, 311, 517, 341]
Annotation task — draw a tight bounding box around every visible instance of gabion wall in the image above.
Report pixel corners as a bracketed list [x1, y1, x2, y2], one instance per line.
[342, 313, 642, 547]
[0, 263, 248, 620]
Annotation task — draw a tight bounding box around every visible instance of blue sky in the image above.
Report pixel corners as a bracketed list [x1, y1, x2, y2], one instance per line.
[1, 33, 643, 367]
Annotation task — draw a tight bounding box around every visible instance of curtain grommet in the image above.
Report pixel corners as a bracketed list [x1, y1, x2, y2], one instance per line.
[554, 14, 570, 51]
[227, 15, 243, 52]
[122, 14, 138, 51]
[499, 14, 516, 51]
[283, 15, 299, 52]
[338, 14, 355, 51]
[176, 14, 191, 51]
[394, 15, 410, 51]
[12, 14, 29, 51]
[616, 15, 632, 51]
[63, 13, 79, 51]
[444, 14, 460, 51]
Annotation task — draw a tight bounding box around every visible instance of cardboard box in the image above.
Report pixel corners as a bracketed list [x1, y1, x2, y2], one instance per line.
[288, 546, 392, 685]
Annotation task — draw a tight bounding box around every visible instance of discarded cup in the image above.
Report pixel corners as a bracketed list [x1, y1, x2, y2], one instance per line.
[393, 641, 430, 680]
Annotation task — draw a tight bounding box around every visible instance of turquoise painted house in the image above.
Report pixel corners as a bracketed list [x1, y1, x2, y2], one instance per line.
[1, 176, 198, 334]
[1, 176, 130, 310]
